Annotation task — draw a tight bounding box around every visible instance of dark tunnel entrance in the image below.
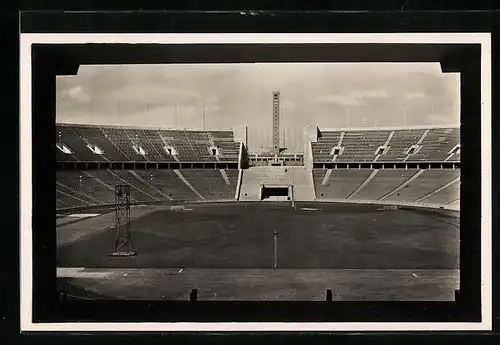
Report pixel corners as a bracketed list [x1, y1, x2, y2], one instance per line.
[261, 186, 291, 201]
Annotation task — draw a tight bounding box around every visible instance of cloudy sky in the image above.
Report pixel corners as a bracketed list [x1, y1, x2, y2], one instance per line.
[56, 63, 459, 152]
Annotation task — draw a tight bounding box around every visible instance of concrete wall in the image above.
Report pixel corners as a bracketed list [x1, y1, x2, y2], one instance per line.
[233, 125, 248, 147]
[303, 125, 318, 170]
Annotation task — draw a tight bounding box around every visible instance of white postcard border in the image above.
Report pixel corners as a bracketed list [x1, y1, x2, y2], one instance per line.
[19, 32, 492, 332]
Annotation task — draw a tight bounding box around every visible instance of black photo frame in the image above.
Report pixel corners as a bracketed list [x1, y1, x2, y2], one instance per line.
[18, 10, 493, 332]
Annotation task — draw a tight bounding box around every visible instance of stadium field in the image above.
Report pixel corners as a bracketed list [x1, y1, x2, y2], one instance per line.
[57, 202, 459, 269]
[57, 202, 459, 301]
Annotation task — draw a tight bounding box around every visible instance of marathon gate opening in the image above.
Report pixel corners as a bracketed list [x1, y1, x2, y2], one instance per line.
[260, 185, 292, 201]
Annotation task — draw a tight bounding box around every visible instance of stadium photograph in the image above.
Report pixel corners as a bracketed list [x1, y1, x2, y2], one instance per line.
[55, 62, 460, 302]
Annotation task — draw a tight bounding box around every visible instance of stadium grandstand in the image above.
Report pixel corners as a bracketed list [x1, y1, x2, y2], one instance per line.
[310, 126, 460, 163]
[56, 121, 460, 212]
[56, 123, 241, 163]
[56, 88, 460, 212]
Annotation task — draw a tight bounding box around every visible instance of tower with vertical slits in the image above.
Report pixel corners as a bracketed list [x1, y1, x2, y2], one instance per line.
[272, 91, 280, 155]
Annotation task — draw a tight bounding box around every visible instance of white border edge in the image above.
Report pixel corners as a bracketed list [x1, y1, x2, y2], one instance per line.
[480, 32, 492, 331]
[19, 32, 492, 332]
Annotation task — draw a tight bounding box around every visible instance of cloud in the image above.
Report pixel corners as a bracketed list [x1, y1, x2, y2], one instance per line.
[202, 94, 220, 105]
[405, 92, 426, 100]
[351, 90, 389, 99]
[318, 94, 360, 107]
[63, 85, 90, 102]
[423, 113, 449, 125]
[281, 99, 297, 109]
[318, 89, 389, 107]
[57, 63, 459, 135]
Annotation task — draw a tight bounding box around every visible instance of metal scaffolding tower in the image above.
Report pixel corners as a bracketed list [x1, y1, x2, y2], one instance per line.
[110, 184, 137, 257]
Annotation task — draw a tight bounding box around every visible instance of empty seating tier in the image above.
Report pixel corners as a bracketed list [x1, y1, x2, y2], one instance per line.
[313, 168, 460, 206]
[180, 169, 238, 200]
[312, 127, 459, 163]
[56, 169, 238, 210]
[74, 126, 130, 161]
[311, 132, 341, 162]
[409, 128, 460, 162]
[336, 130, 392, 162]
[352, 169, 419, 201]
[383, 169, 460, 203]
[314, 169, 373, 199]
[56, 124, 241, 163]
[56, 170, 115, 205]
[418, 179, 460, 205]
[56, 126, 103, 162]
[377, 129, 425, 162]
[131, 170, 198, 201]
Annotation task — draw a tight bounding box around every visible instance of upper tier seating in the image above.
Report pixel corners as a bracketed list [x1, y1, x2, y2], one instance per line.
[56, 124, 241, 163]
[311, 132, 341, 162]
[409, 128, 460, 161]
[335, 130, 392, 162]
[73, 126, 129, 161]
[312, 127, 460, 163]
[376, 129, 426, 162]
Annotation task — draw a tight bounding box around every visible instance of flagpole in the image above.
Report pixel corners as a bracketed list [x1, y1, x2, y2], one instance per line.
[175, 105, 178, 129]
[87, 100, 90, 124]
[203, 105, 206, 129]
[432, 102, 436, 126]
[117, 99, 121, 124]
[403, 102, 407, 127]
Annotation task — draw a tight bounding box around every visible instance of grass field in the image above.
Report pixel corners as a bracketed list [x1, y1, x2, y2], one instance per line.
[56, 202, 460, 301]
